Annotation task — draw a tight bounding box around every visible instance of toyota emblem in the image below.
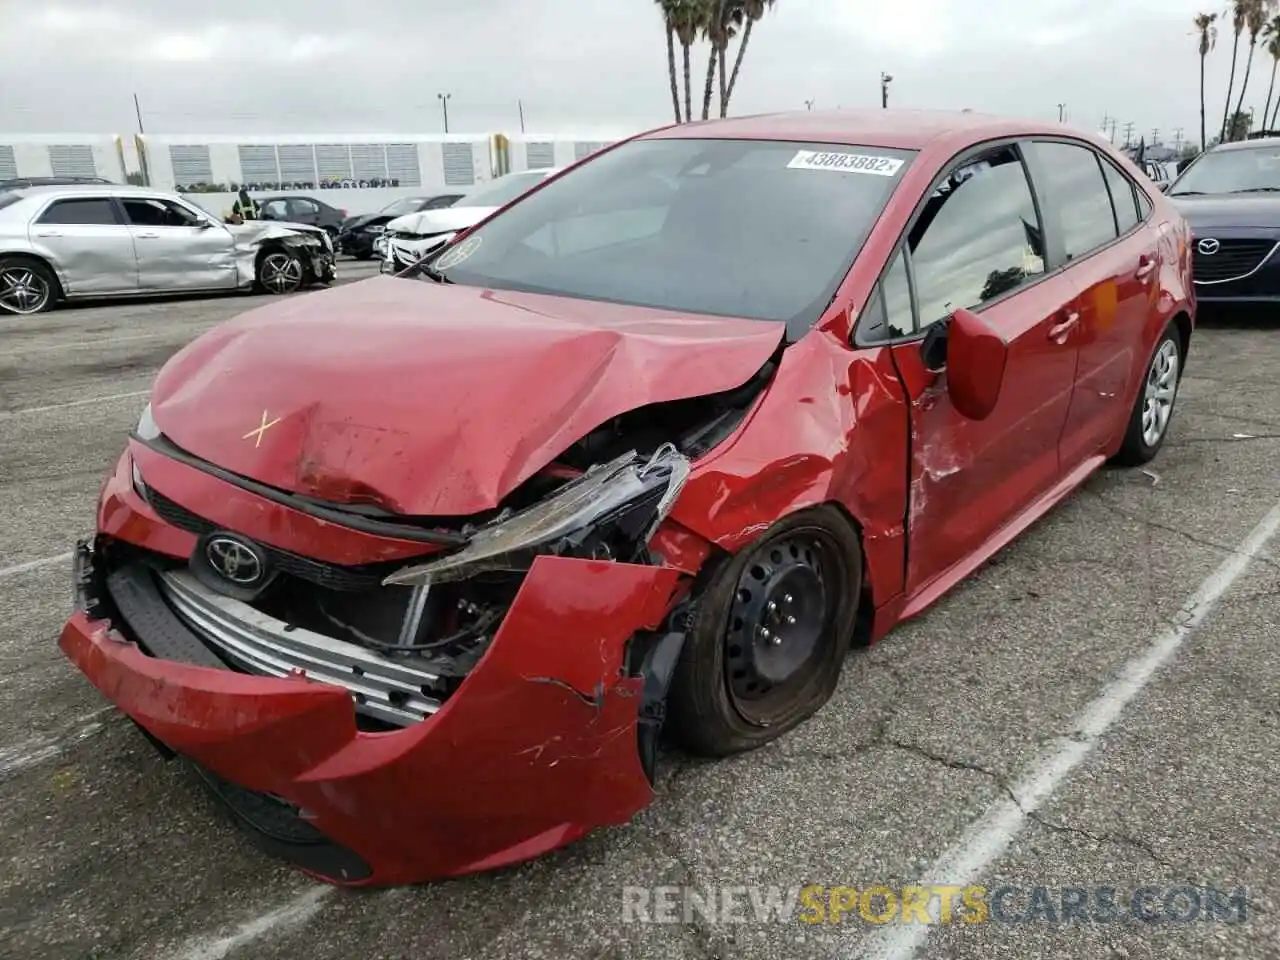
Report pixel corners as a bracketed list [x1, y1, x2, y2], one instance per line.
[204, 535, 266, 585]
[1197, 238, 1221, 255]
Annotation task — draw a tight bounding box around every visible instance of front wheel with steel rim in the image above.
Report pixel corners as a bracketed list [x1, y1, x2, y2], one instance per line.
[1113, 324, 1184, 466]
[257, 250, 304, 295]
[0, 257, 57, 315]
[667, 505, 863, 756]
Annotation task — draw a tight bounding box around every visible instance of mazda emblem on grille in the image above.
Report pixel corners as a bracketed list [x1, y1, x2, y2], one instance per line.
[205, 535, 266, 585]
[1197, 238, 1221, 255]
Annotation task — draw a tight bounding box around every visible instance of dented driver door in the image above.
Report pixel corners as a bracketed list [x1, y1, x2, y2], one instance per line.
[874, 144, 1082, 611]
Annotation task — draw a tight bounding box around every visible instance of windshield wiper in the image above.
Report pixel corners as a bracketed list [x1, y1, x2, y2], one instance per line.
[1169, 190, 1207, 196]
[1229, 187, 1280, 193]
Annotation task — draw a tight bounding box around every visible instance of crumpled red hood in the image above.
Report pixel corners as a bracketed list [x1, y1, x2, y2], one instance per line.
[150, 277, 783, 516]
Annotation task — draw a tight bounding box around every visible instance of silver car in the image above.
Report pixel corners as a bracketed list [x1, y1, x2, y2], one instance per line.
[0, 184, 338, 316]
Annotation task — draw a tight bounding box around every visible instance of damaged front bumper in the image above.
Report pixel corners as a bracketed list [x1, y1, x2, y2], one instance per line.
[58, 447, 691, 885]
[62, 540, 682, 885]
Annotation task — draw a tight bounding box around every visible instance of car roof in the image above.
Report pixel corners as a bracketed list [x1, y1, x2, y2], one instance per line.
[643, 108, 1085, 151]
[1210, 136, 1280, 152]
[6, 183, 175, 199]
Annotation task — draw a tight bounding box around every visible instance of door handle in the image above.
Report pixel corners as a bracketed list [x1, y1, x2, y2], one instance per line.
[1048, 311, 1080, 342]
[136, 232, 160, 239]
[1135, 256, 1157, 279]
[34, 230, 62, 238]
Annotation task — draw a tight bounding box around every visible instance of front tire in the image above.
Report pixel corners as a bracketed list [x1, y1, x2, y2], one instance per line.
[0, 256, 57, 315]
[257, 250, 304, 295]
[1113, 324, 1183, 466]
[667, 505, 862, 757]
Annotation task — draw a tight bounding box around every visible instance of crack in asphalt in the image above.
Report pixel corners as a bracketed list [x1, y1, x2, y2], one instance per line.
[1082, 489, 1280, 575]
[878, 737, 1218, 885]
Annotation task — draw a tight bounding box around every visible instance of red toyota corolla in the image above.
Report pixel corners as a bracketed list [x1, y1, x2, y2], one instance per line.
[60, 110, 1193, 885]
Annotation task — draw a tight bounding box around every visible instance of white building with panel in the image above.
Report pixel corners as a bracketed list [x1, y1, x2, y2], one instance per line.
[0, 134, 128, 182]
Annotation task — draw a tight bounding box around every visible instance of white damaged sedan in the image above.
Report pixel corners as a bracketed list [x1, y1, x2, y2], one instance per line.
[380, 168, 560, 274]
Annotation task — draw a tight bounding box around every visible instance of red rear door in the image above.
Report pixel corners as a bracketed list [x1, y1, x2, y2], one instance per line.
[1020, 140, 1163, 467]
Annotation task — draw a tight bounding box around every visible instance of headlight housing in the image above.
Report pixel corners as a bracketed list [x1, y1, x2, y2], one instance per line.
[135, 402, 160, 441]
[382, 445, 690, 587]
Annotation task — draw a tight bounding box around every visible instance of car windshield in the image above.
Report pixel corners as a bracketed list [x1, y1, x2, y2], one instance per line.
[381, 198, 423, 216]
[460, 172, 550, 208]
[1170, 145, 1280, 195]
[431, 138, 914, 331]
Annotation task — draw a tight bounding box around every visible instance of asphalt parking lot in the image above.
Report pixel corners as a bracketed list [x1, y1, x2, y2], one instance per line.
[1, 276, 1278, 960]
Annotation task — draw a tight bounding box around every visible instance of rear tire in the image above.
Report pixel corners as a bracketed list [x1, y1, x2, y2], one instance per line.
[667, 505, 862, 757]
[0, 256, 58, 315]
[1112, 324, 1183, 466]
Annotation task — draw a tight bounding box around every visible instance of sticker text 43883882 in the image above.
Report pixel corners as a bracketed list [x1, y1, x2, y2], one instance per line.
[787, 150, 904, 177]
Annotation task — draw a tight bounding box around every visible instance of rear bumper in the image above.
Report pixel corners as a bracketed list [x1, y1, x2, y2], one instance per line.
[59, 455, 684, 886]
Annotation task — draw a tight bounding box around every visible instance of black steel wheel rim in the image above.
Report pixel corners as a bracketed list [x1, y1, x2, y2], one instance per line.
[724, 526, 847, 726]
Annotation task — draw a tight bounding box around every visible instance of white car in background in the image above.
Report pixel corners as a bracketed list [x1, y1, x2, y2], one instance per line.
[379, 168, 561, 273]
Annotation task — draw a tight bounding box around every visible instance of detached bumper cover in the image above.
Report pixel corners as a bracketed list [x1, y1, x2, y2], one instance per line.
[61, 545, 680, 885]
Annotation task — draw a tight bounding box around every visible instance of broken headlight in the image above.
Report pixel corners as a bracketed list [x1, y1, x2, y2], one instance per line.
[383, 445, 690, 587]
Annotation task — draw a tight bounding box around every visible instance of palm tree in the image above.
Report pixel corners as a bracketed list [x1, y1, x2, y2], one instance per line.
[723, 0, 775, 116]
[1262, 14, 1280, 128]
[1222, 0, 1250, 140]
[657, 0, 683, 122]
[701, 1, 743, 120]
[1232, 0, 1273, 139]
[1197, 13, 1219, 148]
[672, 0, 702, 123]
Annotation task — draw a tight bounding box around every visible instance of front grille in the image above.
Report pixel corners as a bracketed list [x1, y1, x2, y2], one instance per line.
[158, 570, 444, 726]
[146, 487, 412, 592]
[1192, 238, 1277, 282]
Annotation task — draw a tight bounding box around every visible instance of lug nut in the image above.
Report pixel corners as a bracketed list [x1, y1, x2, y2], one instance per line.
[784, 593, 794, 604]
[786, 615, 796, 625]
[767, 601, 777, 613]
[771, 636, 783, 645]
[758, 626, 771, 640]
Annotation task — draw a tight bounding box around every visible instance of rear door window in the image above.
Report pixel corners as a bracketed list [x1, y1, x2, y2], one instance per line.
[37, 197, 120, 225]
[1024, 141, 1119, 260]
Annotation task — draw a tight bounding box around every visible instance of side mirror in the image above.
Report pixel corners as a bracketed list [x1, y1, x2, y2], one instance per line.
[1158, 181, 1171, 193]
[918, 307, 1008, 421]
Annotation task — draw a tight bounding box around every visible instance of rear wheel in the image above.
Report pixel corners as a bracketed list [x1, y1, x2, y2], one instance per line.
[0, 257, 57, 315]
[667, 505, 862, 756]
[257, 250, 304, 295]
[1113, 325, 1182, 466]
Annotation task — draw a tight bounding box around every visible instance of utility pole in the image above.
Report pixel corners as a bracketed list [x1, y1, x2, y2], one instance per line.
[1057, 103, 1066, 122]
[437, 92, 452, 134]
[1174, 127, 1184, 151]
[805, 99, 815, 111]
[1122, 120, 1135, 147]
[1108, 118, 1118, 143]
[132, 93, 145, 134]
[518, 99, 526, 134]
[1151, 127, 1160, 146]
[880, 72, 893, 109]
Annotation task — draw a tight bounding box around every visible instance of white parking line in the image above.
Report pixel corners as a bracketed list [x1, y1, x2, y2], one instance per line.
[0, 551, 73, 579]
[0, 389, 148, 421]
[167, 886, 333, 960]
[853, 499, 1280, 960]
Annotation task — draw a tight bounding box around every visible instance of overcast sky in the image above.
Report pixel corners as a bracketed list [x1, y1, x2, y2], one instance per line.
[0, 0, 1264, 148]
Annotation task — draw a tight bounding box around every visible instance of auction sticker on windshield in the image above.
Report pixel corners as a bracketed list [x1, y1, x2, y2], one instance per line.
[787, 150, 904, 176]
